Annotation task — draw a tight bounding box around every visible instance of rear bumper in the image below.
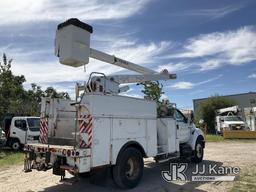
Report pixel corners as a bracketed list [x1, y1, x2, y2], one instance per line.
[24, 143, 91, 174]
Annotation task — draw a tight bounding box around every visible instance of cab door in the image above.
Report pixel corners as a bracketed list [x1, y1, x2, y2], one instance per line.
[174, 109, 190, 143]
[10, 119, 28, 144]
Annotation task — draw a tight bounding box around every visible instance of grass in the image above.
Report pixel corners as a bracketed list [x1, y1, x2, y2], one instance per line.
[205, 134, 256, 142]
[0, 149, 24, 168]
[230, 165, 256, 192]
[205, 134, 224, 142]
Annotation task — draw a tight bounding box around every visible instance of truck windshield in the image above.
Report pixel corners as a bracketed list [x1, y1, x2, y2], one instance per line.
[224, 116, 243, 121]
[27, 118, 40, 131]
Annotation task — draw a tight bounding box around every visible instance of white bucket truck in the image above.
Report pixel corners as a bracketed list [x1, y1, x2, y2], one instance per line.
[24, 18, 205, 189]
[215, 106, 248, 134]
[244, 107, 256, 131]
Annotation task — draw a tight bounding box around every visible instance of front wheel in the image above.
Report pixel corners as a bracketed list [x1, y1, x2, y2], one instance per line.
[191, 138, 204, 163]
[11, 139, 21, 150]
[112, 148, 144, 189]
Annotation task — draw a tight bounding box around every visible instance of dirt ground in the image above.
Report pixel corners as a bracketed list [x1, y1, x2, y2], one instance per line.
[1, 140, 256, 192]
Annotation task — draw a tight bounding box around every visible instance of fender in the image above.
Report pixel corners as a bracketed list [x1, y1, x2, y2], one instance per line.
[188, 128, 205, 150]
[115, 140, 146, 165]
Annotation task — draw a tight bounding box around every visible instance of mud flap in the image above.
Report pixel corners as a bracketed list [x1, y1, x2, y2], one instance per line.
[53, 160, 65, 177]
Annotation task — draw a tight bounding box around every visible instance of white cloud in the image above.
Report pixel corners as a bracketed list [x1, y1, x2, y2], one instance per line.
[169, 74, 222, 90]
[160, 94, 169, 100]
[170, 82, 194, 89]
[182, 5, 242, 19]
[196, 74, 223, 85]
[169, 26, 256, 71]
[248, 73, 256, 79]
[119, 88, 143, 98]
[113, 41, 170, 64]
[0, 0, 150, 26]
[157, 63, 190, 73]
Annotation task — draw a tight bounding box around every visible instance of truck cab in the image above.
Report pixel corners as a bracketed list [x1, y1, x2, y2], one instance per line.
[3, 115, 40, 150]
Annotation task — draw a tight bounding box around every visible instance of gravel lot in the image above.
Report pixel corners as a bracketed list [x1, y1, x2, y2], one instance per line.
[1, 140, 256, 192]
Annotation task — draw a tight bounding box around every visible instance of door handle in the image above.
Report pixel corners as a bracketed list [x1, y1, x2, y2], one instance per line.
[176, 125, 179, 130]
[13, 132, 16, 134]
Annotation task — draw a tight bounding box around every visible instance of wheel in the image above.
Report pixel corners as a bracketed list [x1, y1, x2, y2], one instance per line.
[191, 138, 204, 163]
[112, 148, 144, 189]
[11, 139, 21, 150]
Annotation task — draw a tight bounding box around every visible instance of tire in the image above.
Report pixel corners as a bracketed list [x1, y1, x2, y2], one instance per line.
[191, 138, 204, 163]
[11, 139, 21, 150]
[112, 148, 144, 189]
[78, 172, 90, 178]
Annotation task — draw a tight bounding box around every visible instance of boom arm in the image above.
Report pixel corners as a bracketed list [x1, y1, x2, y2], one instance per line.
[55, 18, 177, 95]
[90, 48, 156, 75]
[101, 73, 176, 84]
[217, 106, 240, 115]
[55, 18, 176, 78]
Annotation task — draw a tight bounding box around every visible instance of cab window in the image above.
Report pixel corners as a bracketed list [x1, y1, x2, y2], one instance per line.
[174, 110, 187, 123]
[14, 120, 27, 131]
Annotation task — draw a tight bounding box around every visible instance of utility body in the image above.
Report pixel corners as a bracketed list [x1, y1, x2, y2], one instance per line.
[24, 18, 205, 189]
[2, 114, 40, 150]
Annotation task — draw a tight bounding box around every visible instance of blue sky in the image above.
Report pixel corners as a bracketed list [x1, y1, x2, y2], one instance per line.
[0, 0, 256, 109]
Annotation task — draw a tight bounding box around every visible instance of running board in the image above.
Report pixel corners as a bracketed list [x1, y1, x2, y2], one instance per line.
[155, 152, 179, 163]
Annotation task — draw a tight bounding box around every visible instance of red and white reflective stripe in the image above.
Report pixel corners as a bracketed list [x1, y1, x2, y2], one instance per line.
[79, 114, 93, 148]
[39, 117, 48, 144]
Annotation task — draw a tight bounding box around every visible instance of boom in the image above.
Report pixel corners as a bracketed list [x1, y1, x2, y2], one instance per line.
[90, 48, 156, 75]
[55, 18, 176, 94]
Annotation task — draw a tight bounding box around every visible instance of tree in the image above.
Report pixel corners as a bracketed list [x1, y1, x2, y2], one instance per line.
[0, 53, 71, 119]
[195, 95, 236, 134]
[44, 87, 70, 99]
[22, 83, 44, 116]
[140, 81, 164, 103]
[0, 53, 26, 119]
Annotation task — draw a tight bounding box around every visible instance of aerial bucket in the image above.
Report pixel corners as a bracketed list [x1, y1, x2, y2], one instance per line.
[55, 18, 93, 67]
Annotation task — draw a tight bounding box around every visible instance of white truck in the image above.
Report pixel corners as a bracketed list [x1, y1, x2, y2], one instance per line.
[24, 18, 205, 189]
[244, 107, 256, 131]
[2, 114, 40, 150]
[215, 106, 248, 134]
